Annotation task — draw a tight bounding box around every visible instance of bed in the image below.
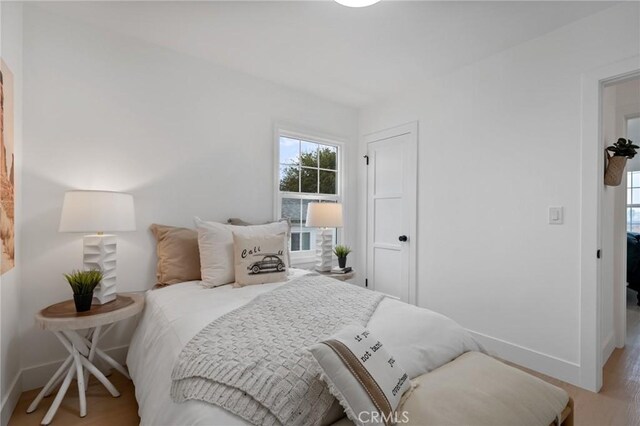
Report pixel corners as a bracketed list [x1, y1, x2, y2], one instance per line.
[127, 268, 572, 426]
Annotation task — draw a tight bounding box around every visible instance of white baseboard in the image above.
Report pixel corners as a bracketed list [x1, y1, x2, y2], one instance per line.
[601, 332, 616, 367]
[21, 345, 129, 392]
[468, 330, 581, 387]
[1, 371, 22, 426]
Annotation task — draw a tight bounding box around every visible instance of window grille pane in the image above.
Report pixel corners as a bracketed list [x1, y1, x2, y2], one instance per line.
[281, 198, 301, 226]
[630, 207, 640, 233]
[280, 137, 300, 165]
[301, 141, 319, 167]
[632, 171, 640, 188]
[301, 232, 311, 251]
[291, 232, 301, 252]
[280, 165, 300, 192]
[633, 189, 640, 205]
[319, 170, 337, 194]
[319, 145, 337, 170]
[301, 168, 318, 193]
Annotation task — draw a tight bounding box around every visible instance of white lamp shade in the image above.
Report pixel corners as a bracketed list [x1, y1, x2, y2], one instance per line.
[334, 0, 381, 7]
[305, 203, 343, 228]
[59, 190, 136, 233]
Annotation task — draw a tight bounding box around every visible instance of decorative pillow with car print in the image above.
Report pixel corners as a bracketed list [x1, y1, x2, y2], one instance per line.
[232, 232, 288, 287]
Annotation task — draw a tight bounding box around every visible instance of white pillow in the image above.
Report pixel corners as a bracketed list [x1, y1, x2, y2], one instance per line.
[308, 326, 412, 426]
[195, 217, 289, 288]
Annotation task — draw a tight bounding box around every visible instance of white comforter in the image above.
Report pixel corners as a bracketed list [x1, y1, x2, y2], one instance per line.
[127, 269, 481, 426]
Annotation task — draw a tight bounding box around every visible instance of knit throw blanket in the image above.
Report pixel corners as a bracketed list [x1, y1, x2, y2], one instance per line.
[171, 274, 385, 426]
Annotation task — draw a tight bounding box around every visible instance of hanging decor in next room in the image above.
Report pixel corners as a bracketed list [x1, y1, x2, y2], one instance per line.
[605, 138, 638, 186]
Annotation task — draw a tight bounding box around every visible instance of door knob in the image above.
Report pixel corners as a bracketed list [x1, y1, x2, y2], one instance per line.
[398, 235, 408, 242]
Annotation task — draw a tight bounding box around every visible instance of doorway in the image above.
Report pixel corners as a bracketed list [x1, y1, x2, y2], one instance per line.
[601, 77, 640, 371]
[364, 122, 418, 303]
[620, 90, 640, 367]
[580, 56, 639, 392]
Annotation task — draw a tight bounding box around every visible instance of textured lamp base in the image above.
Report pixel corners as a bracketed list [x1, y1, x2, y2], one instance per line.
[83, 235, 117, 305]
[315, 228, 333, 272]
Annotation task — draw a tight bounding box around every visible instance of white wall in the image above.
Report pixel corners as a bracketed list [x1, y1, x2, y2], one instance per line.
[358, 3, 640, 386]
[0, 2, 23, 424]
[19, 5, 358, 389]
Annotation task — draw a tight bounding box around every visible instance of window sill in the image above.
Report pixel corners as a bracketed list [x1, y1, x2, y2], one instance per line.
[290, 255, 316, 269]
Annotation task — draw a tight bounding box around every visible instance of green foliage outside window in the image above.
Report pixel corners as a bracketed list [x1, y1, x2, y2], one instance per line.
[280, 147, 337, 194]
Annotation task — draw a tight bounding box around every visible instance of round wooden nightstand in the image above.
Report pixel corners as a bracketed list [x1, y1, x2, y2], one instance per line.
[28, 293, 144, 425]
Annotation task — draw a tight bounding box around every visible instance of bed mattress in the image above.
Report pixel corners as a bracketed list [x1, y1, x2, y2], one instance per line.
[127, 269, 481, 425]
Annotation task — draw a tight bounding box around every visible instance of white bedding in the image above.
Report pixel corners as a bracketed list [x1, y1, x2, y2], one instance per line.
[127, 269, 481, 426]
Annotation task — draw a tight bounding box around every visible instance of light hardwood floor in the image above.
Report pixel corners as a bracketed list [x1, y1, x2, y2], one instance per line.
[518, 288, 640, 426]
[9, 372, 139, 426]
[9, 291, 640, 426]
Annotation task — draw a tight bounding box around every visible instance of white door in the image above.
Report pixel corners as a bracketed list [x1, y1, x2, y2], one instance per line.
[365, 122, 417, 303]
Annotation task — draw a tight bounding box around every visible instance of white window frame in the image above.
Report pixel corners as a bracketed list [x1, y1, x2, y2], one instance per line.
[627, 171, 640, 232]
[274, 125, 345, 265]
[626, 115, 640, 232]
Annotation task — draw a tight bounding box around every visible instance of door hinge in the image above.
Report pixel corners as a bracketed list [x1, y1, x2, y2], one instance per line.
[364, 155, 369, 165]
[597, 249, 601, 259]
[365, 278, 369, 288]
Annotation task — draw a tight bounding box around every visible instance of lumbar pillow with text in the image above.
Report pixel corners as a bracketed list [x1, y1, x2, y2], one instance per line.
[308, 326, 412, 426]
[195, 217, 289, 287]
[233, 232, 288, 287]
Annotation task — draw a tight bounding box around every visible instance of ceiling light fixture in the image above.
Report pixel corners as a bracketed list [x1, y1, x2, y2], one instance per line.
[334, 0, 381, 7]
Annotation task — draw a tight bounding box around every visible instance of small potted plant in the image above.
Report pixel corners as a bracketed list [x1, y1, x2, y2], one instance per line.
[63, 269, 103, 312]
[333, 245, 352, 269]
[605, 138, 638, 186]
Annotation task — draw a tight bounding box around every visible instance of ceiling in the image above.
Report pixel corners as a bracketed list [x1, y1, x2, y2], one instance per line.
[35, 1, 616, 107]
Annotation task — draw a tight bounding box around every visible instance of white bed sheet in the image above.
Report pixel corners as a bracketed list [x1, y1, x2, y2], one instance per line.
[127, 269, 481, 426]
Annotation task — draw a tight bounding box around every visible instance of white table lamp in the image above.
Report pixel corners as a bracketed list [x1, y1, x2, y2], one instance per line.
[305, 203, 343, 272]
[59, 190, 136, 304]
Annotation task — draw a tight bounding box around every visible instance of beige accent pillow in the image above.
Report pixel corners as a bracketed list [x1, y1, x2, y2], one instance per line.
[233, 232, 288, 287]
[149, 224, 201, 286]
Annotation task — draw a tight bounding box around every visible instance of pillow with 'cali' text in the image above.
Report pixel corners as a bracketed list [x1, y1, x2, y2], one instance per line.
[233, 232, 288, 287]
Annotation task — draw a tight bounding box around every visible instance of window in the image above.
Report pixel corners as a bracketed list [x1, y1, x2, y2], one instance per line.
[276, 131, 341, 260]
[627, 116, 640, 233]
[627, 171, 640, 232]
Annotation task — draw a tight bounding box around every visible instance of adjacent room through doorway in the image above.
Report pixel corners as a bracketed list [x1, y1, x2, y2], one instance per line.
[601, 76, 640, 373]
[622, 89, 640, 378]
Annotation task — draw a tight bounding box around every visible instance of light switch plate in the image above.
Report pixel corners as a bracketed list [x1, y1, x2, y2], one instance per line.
[549, 206, 563, 225]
